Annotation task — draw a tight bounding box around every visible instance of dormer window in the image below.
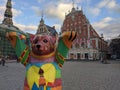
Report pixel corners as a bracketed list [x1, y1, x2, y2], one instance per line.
[40, 28, 44, 32]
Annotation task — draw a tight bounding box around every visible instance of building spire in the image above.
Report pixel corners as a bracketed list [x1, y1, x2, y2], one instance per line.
[72, 0, 75, 8]
[40, 10, 44, 24]
[71, 0, 76, 12]
[2, 0, 13, 25]
[41, 10, 44, 19]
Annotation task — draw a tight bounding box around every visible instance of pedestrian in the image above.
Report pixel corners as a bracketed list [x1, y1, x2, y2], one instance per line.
[0, 57, 1, 65]
[2, 57, 5, 66]
[101, 57, 104, 63]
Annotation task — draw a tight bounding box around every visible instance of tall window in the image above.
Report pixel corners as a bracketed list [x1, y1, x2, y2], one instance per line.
[77, 53, 81, 59]
[40, 28, 44, 32]
[79, 26, 81, 33]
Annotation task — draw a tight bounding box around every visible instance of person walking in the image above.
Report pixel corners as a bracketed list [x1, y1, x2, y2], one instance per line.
[2, 57, 5, 66]
[0, 57, 1, 65]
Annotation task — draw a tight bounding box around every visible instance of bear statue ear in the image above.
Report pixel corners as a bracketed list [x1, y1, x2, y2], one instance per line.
[29, 34, 36, 42]
[50, 36, 57, 44]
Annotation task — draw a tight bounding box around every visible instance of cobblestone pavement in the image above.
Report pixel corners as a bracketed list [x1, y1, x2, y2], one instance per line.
[0, 60, 120, 90]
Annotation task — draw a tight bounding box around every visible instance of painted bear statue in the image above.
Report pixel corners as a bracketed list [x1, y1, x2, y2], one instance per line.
[6, 31, 76, 90]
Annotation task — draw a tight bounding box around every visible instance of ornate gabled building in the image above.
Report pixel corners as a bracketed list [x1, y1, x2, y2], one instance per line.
[61, 6, 108, 60]
[0, 0, 26, 58]
[36, 17, 58, 36]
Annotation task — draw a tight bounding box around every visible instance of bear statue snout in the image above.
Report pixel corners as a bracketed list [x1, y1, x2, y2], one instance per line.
[36, 44, 41, 49]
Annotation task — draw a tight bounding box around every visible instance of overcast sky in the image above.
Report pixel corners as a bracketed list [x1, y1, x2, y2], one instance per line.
[0, 0, 120, 40]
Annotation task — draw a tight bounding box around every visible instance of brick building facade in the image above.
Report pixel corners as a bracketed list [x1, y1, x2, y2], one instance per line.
[61, 7, 108, 60]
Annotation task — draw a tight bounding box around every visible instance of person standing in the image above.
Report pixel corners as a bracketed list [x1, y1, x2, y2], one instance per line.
[0, 57, 1, 65]
[2, 57, 5, 66]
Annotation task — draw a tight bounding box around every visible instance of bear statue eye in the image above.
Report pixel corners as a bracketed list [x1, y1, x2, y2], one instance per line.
[34, 40, 38, 44]
[43, 39, 48, 43]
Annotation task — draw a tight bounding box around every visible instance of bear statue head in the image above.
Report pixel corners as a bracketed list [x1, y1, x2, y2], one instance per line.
[30, 35, 57, 56]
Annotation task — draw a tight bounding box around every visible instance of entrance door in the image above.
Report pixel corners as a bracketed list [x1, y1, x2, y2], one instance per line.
[77, 53, 81, 59]
[85, 53, 88, 59]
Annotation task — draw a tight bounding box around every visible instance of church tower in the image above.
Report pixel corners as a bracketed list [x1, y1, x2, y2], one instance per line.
[0, 0, 27, 58]
[2, 0, 13, 25]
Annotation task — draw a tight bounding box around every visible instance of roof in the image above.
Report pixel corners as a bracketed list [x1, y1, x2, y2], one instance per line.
[45, 25, 58, 36]
[0, 24, 26, 35]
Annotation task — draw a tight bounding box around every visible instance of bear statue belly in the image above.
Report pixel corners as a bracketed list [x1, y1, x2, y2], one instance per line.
[24, 56, 62, 90]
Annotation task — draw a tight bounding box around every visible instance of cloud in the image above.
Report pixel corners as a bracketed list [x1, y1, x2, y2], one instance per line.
[83, 0, 120, 38]
[31, 6, 41, 16]
[52, 24, 61, 33]
[32, 2, 74, 33]
[85, 0, 120, 17]
[97, 0, 120, 14]
[107, 0, 116, 9]
[97, 0, 109, 8]
[46, 3, 72, 20]
[32, 3, 72, 21]
[92, 17, 120, 39]
[37, 0, 45, 3]
[87, 7, 101, 16]
[13, 21, 61, 34]
[97, 0, 118, 9]
[83, 1, 102, 17]
[0, 6, 5, 22]
[13, 21, 37, 34]
[12, 9, 22, 17]
[107, 0, 120, 14]
[93, 17, 113, 29]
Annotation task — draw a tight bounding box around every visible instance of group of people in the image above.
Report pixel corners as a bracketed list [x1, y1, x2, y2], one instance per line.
[0, 57, 5, 66]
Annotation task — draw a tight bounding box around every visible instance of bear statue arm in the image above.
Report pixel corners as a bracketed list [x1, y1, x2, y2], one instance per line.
[61, 31, 77, 49]
[6, 32, 30, 66]
[56, 31, 77, 67]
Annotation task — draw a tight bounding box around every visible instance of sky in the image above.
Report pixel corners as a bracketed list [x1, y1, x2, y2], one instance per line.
[0, 0, 120, 40]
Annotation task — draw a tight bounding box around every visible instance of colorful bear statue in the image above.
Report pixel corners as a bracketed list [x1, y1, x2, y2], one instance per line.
[6, 31, 76, 90]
